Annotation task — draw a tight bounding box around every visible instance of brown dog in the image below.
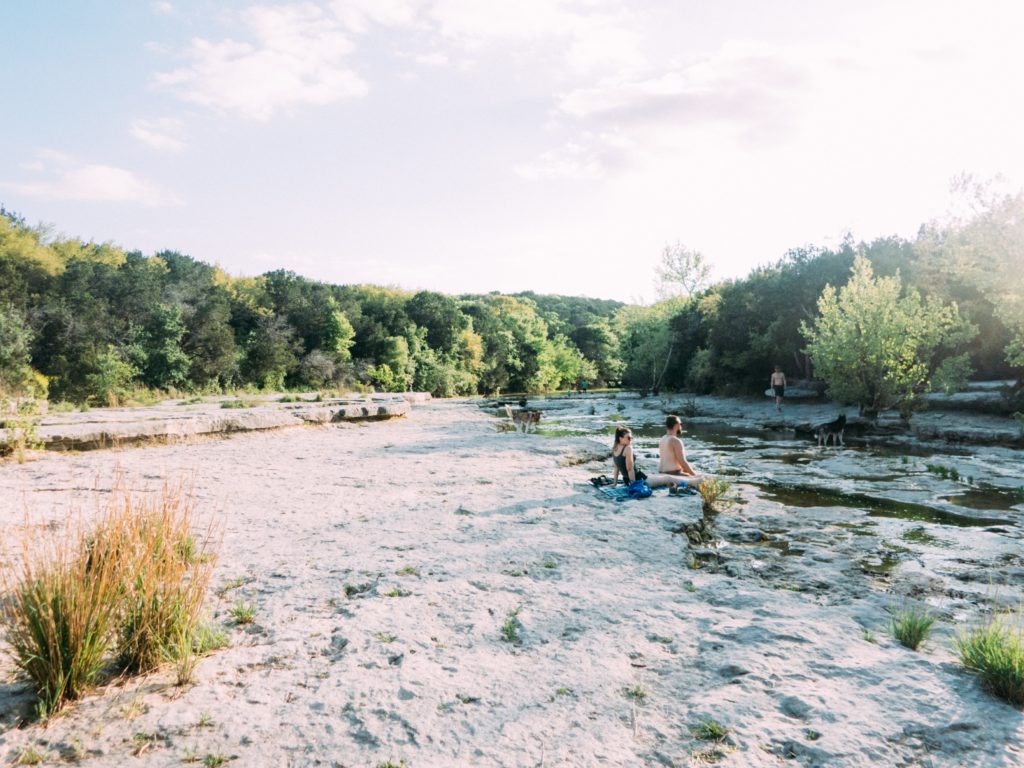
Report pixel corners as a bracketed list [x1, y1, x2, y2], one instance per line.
[504, 405, 542, 433]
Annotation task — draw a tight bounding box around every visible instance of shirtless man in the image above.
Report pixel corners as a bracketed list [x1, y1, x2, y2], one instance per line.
[658, 415, 703, 487]
[770, 366, 787, 412]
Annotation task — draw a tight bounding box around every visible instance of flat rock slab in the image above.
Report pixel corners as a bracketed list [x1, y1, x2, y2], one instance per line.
[22, 394, 416, 451]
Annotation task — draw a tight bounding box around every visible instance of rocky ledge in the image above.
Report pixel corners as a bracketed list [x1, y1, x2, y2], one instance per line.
[12, 393, 424, 452]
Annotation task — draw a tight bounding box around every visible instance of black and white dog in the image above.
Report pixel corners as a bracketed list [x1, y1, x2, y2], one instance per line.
[816, 414, 846, 447]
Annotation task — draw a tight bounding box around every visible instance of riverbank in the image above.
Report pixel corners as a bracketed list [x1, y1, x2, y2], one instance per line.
[0, 396, 1021, 766]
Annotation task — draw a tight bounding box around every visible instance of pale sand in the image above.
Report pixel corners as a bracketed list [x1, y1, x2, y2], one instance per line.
[1, 398, 1022, 767]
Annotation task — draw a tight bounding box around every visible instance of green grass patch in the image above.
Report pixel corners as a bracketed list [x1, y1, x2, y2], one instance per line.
[623, 683, 647, 702]
[692, 718, 730, 742]
[500, 608, 522, 644]
[955, 611, 1024, 706]
[890, 605, 936, 650]
[229, 601, 256, 625]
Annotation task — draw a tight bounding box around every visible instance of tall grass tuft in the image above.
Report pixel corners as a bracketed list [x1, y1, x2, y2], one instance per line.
[0, 507, 132, 716]
[116, 483, 218, 675]
[890, 605, 936, 650]
[0, 481, 219, 715]
[955, 610, 1024, 706]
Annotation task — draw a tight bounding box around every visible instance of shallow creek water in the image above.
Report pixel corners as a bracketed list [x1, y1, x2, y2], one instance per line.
[505, 394, 1024, 620]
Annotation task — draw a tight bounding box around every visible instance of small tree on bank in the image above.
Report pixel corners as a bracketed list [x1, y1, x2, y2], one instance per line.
[801, 255, 975, 420]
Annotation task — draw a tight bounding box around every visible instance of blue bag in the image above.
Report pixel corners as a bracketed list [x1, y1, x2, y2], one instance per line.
[626, 479, 653, 499]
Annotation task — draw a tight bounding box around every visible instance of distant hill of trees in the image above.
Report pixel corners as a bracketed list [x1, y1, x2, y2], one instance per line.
[2, 180, 1021, 418]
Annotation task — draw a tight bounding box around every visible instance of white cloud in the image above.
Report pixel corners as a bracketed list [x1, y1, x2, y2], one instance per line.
[413, 51, 448, 67]
[10, 152, 180, 207]
[155, 3, 368, 120]
[557, 41, 813, 136]
[130, 117, 186, 152]
[152, 1, 175, 16]
[426, 0, 644, 74]
[329, 0, 423, 34]
[515, 132, 633, 180]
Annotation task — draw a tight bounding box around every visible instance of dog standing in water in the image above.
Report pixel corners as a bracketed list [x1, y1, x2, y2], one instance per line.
[817, 414, 846, 447]
[504, 405, 542, 433]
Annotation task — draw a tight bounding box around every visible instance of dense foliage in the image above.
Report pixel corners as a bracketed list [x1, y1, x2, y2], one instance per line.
[0, 185, 1020, 408]
[0, 210, 621, 403]
[802, 256, 975, 418]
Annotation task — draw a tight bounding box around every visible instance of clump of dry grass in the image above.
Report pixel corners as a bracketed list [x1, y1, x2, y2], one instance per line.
[0, 480, 219, 716]
[116, 483, 218, 677]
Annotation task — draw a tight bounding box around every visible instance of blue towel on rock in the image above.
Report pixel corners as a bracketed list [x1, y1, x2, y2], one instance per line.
[598, 484, 697, 501]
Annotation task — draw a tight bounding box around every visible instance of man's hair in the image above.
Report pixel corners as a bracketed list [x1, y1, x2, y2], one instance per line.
[665, 415, 681, 429]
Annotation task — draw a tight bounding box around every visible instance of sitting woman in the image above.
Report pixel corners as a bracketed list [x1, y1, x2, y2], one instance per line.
[611, 427, 693, 493]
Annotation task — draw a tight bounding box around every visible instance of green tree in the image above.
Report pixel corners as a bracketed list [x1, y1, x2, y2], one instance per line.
[85, 345, 137, 406]
[802, 255, 976, 419]
[141, 304, 191, 390]
[914, 179, 1024, 372]
[0, 304, 36, 395]
[570, 319, 623, 386]
[243, 315, 301, 390]
[184, 296, 239, 388]
[462, 295, 553, 393]
[616, 298, 687, 392]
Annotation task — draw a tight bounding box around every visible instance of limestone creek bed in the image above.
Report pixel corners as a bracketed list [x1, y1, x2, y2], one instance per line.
[0, 395, 1022, 767]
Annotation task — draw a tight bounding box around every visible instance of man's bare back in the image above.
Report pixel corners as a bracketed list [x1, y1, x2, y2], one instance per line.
[658, 433, 687, 473]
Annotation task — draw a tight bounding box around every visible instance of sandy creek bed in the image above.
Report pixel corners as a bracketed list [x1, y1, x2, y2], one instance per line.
[1, 396, 1022, 767]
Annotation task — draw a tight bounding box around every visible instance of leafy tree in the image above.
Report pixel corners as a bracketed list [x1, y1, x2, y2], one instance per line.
[538, 334, 597, 390]
[138, 304, 191, 390]
[802, 255, 976, 419]
[406, 291, 469, 353]
[184, 296, 239, 388]
[570, 319, 623, 386]
[913, 179, 1024, 373]
[616, 299, 687, 392]
[85, 345, 137, 406]
[298, 350, 337, 388]
[703, 245, 855, 393]
[243, 315, 301, 390]
[462, 295, 553, 393]
[655, 242, 711, 299]
[0, 304, 36, 395]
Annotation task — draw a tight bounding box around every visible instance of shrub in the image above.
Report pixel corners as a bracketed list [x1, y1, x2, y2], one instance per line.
[0, 397, 44, 462]
[955, 611, 1024, 706]
[698, 477, 732, 513]
[891, 605, 936, 650]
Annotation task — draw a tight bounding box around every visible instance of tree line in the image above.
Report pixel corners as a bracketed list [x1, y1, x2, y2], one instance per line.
[1, 179, 1021, 418]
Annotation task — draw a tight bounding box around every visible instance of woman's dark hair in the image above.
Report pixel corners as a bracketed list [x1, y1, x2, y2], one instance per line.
[613, 427, 631, 450]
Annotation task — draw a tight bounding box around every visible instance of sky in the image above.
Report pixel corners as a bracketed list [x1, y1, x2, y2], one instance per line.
[2, 0, 1024, 303]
